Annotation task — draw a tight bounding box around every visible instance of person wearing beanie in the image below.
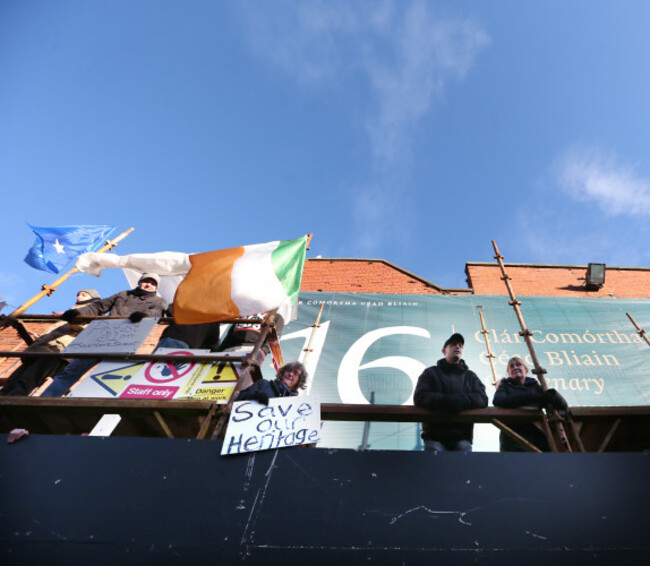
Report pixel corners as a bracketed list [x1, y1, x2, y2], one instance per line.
[0, 289, 102, 396]
[414, 333, 488, 452]
[78, 288, 100, 301]
[40, 274, 167, 397]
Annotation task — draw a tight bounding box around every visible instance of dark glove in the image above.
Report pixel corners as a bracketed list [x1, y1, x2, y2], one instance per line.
[253, 391, 269, 406]
[129, 311, 145, 323]
[545, 388, 568, 411]
[60, 309, 80, 322]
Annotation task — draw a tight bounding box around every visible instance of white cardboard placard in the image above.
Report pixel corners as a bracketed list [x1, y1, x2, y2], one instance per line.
[222, 395, 321, 455]
[63, 317, 158, 354]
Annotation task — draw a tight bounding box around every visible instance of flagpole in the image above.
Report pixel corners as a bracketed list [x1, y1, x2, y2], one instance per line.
[491, 240, 573, 452]
[477, 307, 499, 388]
[8, 227, 135, 317]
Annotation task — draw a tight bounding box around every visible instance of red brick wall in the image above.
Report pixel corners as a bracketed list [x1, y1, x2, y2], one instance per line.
[0, 322, 51, 378]
[301, 259, 460, 295]
[466, 263, 650, 299]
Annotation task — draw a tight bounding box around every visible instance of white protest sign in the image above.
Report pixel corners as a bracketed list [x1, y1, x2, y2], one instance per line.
[63, 318, 158, 354]
[222, 395, 321, 456]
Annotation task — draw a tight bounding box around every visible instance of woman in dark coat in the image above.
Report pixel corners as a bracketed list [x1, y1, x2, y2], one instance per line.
[493, 356, 567, 451]
[237, 361, 308, 405]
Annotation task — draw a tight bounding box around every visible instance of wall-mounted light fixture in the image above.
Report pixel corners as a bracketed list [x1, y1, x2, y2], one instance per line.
[585, 263, 606, 289]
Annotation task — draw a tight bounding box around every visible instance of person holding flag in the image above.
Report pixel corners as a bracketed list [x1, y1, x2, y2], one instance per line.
[237, 361, 308, 405]
[40, 273, 166, 397]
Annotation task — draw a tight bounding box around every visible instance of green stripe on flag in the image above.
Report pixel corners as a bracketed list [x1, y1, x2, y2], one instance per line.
[271, 236, 307, 305]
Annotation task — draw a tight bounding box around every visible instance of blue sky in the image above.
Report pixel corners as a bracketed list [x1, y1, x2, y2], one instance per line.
[2, 1, 650, 313]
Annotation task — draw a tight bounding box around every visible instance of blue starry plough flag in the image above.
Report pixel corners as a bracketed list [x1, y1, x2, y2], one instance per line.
[24, 224, 117, 274]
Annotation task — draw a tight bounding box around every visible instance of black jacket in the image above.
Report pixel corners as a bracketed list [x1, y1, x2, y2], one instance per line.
[413, 358, 488, 444]
[493, 377, 546, 408]
[79, 289, 166, 318]
[237, 378, 296, 401]
[492, 377, 550, 452]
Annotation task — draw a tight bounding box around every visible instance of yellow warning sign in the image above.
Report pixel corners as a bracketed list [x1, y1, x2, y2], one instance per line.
[89, 362, 145, 397]
[201, 359, 240, 384]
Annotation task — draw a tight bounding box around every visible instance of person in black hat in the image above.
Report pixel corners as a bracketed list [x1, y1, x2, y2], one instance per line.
[414, 332, 488, 452]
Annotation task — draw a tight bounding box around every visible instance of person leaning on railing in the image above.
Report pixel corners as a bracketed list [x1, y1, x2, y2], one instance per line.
[0, 289, 101, 396]
[39, 273, 167, 397]
[237, 361, 308, 405]
[413, 333, 488, 453]
[492, 356, 568, 452]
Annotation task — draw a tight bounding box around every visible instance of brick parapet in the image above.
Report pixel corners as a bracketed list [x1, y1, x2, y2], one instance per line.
[301, 258, 469, 295]
[466, 263, 650, 299]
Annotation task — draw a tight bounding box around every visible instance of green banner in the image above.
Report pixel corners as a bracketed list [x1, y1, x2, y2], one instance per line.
[276, 292, 650, 451]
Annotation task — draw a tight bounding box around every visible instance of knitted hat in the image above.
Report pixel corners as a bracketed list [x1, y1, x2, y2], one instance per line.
[78, 288, 100, 300]
[138, 273, 161, 286]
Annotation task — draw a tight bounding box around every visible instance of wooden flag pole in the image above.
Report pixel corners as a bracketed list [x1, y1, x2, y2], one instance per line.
[491, 239, 573, 452]
[8, 227, 134, 318]
[626, 312, 650, 347]
[301, 303, 324, 366]
[477, 308, 499, 388]
[210, 309, 279, 440]
[480, 306, 547, 452]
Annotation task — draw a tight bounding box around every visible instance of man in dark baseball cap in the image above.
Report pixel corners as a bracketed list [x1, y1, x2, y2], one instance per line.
[414, 331, 487, 452]
[443, 333, 464, 350]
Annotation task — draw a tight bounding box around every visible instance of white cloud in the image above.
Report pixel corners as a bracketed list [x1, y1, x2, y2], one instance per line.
[240, 1, 488, 163]
[513, 145, 650, 268]
[352, 178, 415, 254]
[555, 146, 650, 217]
[237, 1, 488, 252]
[508, 184, 650, 268]
[363, 2, 489, 161]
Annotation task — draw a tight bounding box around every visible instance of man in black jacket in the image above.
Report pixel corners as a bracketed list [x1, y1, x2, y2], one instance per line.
[414, 333, 488, 452]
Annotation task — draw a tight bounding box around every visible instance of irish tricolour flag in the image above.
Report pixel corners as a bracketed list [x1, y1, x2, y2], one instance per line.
[173, 236, 308, 324]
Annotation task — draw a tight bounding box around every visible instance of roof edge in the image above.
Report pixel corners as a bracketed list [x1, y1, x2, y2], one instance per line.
[465, 262, 650, 272]
[306, 257, 473, 294]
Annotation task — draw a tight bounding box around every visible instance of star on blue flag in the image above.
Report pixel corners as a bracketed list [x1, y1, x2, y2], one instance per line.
[24, 224, 117, 274]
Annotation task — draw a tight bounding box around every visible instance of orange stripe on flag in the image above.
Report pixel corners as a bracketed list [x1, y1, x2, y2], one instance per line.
[173, 246, 245, 324]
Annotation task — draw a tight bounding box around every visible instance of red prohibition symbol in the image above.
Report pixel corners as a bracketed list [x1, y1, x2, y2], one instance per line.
[144, 351, 196, 383]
